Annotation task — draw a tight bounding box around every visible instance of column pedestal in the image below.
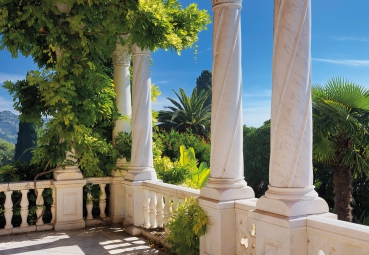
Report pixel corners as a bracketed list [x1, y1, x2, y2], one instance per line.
[122, 180, 144, 236]
[199, 199, 237, 255]
[109, 170, 126, 223]
[53, 179, 86, 231]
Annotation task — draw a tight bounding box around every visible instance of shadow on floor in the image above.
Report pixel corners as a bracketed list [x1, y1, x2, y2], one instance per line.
[0, 225, 168, 255]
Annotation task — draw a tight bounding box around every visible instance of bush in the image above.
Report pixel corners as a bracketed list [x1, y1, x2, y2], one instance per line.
[154, 129, 210, 166]
[243, 121, 270, 198]
[166, 197, 207, 255]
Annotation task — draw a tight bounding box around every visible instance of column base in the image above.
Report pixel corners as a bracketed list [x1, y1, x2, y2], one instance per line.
[200, 178, 254, 201]
[122, 180, 145, 227]
[53, 165, 83, 180]
[124, 166, 157, 181]
[256, 196, 328, 217]
[256, 186, 328, 217]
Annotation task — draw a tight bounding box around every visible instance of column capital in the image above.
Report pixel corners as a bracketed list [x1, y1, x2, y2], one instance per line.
[132, 45, 150, 56]
[112, 47, 131, 66]
[212, 0, 242, 8]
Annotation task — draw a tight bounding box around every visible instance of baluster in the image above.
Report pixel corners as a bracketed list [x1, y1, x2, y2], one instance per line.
[172, 197, 179, 218]
[86, 192, 93, 220]
[4, 191, 13, 229]
[163, 194, 171, 226]
[20, 190, 29, 227]
[149, 190, 157, 228]
[99, 184, 107, 218]
[36, 188, 44, 226]
[50, 188, 56, 223]
[156, 192, 164, 228]
[143, 189, 150, 228]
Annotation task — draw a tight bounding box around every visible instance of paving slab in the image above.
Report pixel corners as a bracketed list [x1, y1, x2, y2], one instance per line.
[0, 224, 168, 255]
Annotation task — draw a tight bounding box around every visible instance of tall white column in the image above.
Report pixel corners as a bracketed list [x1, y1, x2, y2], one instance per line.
[124, 45, 156, 181]
[199, 1, 254, 254]
[256, 0, 328, 217]
[200, 0, 253, 202]
[112, 38, 131, 176]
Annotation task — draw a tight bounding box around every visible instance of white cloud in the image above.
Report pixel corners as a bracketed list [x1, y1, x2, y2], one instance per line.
[242, 100, 271, 128]
[0, 72, 26, 83]
[332, 36, 369, 42]
[313, 58, 369, 67]
[197, 47, 212, 54]
[154, 80, 170, 85]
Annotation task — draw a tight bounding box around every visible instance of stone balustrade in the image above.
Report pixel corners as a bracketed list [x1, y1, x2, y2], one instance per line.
[0, 176, 119, 235]
[141, 180, 199, 229]
[0, 180, 54, 235]
[307, 214, 369, 254]
[1, 177, 369, 254]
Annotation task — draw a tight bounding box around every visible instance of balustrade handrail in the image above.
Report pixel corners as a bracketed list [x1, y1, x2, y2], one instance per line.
[0, 180, 53, 192]
[84, 176, 113, 185]
[308, 214, 369, 241]
[142, 180, 199, 199]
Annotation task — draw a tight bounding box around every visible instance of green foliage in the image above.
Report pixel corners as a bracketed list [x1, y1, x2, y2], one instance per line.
[157, 87, 211, 137]
[195, 70, 212, 108]
[114, 132, 132, 162]
[155, 156, 191, 185]
[154, 129, 210, 166]
[0, 0, 210, 177]
[166, 197, 207, 255]
[15, 121, 38, 164]
[243, 121, 270, 198]
[154, 145, 209, 188]
[0, 161, 51, 182]
[0, 138, 15, 167]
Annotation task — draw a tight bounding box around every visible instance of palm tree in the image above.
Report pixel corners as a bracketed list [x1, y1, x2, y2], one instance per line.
[157, 87, 211, 137]
[312, 77, 369, 222]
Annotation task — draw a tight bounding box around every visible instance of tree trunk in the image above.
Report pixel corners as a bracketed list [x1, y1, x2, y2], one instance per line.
[332, 164, 353, 221]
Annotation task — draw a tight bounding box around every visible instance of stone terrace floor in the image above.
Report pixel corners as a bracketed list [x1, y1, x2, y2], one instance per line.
[0, 224, 168, 255]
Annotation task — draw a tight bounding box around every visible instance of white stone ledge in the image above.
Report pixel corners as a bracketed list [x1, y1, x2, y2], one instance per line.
[142, 180, 199, 199]
[0, 180, 53, 192]
[85, 177, 113, 185]
[235, 198, 258, 211]
[307, 215, 369, 245]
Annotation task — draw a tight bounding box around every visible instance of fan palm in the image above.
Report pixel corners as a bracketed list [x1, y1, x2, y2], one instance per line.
[157, 87, 211, 137]
[312, 77, 369, 221]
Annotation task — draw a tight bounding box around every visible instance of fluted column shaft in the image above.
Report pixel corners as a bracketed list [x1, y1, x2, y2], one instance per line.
[256, 0, 328, 217]
[267, 0, 315, 199]
[124, 45, 156, 181]
[112, 42, 132, 137]
[200, 0, 253, 201]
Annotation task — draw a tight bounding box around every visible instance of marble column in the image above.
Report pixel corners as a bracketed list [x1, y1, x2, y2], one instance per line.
[200, 0, 254, 202]
[124, 45, 156, 181]
[112, 39, 132, 171]
[256, 0, 327, 217]
[199, 1, 254, 254]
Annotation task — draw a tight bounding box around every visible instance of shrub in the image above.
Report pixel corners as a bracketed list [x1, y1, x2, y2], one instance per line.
[154, 129, 210, 166]
[166, 197, 207, 255]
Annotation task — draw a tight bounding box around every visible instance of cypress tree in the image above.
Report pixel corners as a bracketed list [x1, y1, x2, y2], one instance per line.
[14, 121, 38, 163]
[195, 70, 212, 108]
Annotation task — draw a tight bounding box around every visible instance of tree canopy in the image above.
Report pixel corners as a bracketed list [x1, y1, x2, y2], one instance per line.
[157, 87, 211, 137]
[0, 0, 210, 176]
[312, 77, 369, 221]
[195, 70, 212, 107]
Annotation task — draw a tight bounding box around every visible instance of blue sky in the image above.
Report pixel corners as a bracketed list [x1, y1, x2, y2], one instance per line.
[1, 1, 369, 127]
